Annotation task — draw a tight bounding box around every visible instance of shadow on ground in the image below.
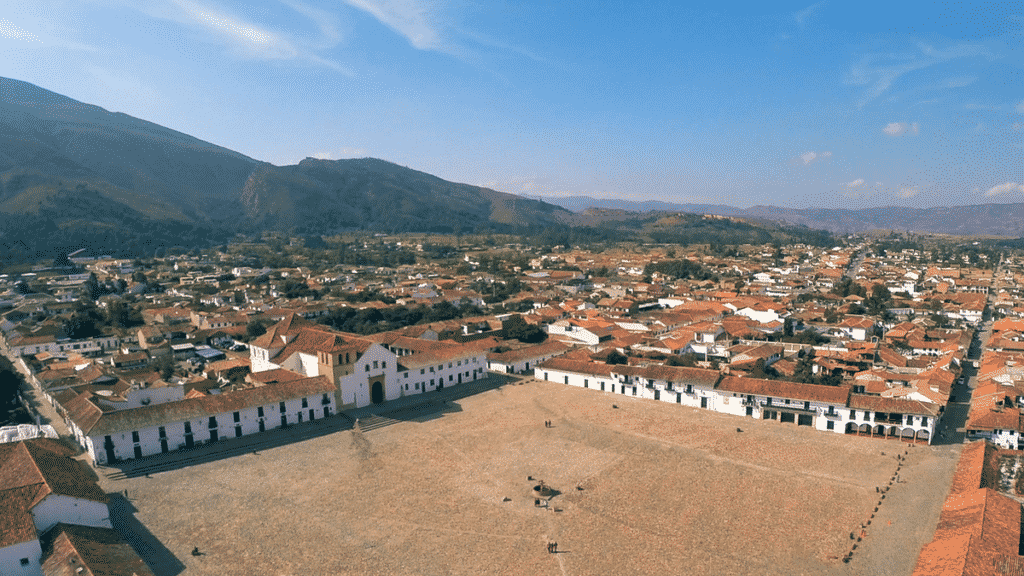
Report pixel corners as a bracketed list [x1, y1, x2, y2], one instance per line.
[108, 493, 185, 576]
[102, 373, 521, 479]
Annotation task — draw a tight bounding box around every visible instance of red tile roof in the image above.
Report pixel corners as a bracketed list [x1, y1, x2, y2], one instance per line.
[717, 376, 851, 405]
[41, 523, 156, 576]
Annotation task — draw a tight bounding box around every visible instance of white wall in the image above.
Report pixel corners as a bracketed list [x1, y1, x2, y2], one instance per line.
[0, 540, 43, 576]
[87, 392, 336, 464]
[30, 495, 110, 534]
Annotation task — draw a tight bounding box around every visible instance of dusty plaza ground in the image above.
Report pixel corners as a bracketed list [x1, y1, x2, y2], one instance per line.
[99, 376, 962, 576]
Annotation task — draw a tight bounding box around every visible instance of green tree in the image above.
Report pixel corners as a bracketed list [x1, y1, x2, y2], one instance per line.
[153, 355, 176, 380]
[502, 314, 543, 343]
[246, 320, 268, 341]
[606, 350, 628, 365]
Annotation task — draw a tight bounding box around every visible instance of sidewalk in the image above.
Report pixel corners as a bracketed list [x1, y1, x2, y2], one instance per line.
[9, 355, 73, 437]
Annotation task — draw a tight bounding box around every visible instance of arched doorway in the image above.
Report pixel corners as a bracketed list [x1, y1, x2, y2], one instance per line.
[371, 380, 385, 404]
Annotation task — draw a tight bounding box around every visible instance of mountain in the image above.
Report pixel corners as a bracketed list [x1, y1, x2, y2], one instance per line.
[0, 77, 572, 261]
[545, 194, 1024, 237]
[543, 196, 746, 216]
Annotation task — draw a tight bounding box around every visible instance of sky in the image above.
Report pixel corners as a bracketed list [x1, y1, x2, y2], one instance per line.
[1, 0, 1023, 209]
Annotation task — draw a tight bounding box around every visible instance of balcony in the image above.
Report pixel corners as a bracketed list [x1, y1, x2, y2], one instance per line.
[760, 401, 817, 415]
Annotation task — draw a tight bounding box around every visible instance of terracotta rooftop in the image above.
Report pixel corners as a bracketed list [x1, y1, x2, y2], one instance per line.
[40, 523, 156, 576]
[717, 376, 851, 405]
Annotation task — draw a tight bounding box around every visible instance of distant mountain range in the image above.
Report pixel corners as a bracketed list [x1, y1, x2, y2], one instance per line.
[0, 77, 571, 261]
[543, 196, 1024, 237]
[0, 76, 1021, 264]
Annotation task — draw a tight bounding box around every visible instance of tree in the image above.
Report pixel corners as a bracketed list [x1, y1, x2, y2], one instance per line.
[606, 350, 628, 365]
[246, 320, 268, 341]
[666, 353, 698, 367]
[502, 314, 547, 343]
[153, 355, 176, 380]
[783, 317, 794, 338]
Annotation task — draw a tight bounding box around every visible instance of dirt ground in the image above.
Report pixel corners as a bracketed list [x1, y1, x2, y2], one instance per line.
[100, 377, 961, 576]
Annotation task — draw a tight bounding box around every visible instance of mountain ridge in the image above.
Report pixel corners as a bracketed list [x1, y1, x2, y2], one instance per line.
[543, 195, 1024, 236]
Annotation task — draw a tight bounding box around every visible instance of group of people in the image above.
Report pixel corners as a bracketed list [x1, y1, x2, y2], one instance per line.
[544, 420, 553, 428]
[547, 542, 558, 553]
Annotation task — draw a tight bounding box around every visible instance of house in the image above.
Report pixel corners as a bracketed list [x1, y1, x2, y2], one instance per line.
[0, 439, 151, 576]
[609, 364, 721, 406]
[839, 316, 875, 341]
[715, 376, 851, 433]
[486, 341, 570, 374]
[249, 314, 487, 410]
[61, 374, 337, 465]
[911, 441, 1024, 576]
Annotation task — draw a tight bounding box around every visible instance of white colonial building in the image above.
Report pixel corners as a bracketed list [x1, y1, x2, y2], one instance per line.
[0, 439, 118, 576]
[534, 359, 942, 444]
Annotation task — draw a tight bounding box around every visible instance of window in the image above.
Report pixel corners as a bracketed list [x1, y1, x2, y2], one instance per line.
[373, 360, 378, 369]
[322, 393, 330, 405]
[448, 363, 452, 368]
[208, 417, 218, 428]
[233, 411, 241, 422]
[302, 398, 308, 408]
[365, 365, 370, 372]
[404, 372, 409, 378]
[132, 431, 140, 443]
[382, 361, 386, 368]
[826, 420, 835, 431]
[415, 383, 420, 390]
[158, 426, 166, 438]
[850, 410, 856, 419]
[280, 402, 286, 413]
[20, 558, 30, 566]
[565, 376, 569, 384]
[420, 369, 425, 375]
[184, 422, 192, 434]
[457, 360, 461, 366]
[438, 365, 442, 371]
[430, 379, 435, 386]
[257, 407, 264, 418]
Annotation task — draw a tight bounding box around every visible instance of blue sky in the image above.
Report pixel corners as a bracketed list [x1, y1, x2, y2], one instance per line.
[1, 0, 1022, 209]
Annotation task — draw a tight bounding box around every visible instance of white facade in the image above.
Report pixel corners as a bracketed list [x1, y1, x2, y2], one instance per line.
[546, 323, 601, 346]
[0, 540, 43, 576]
[30, 495, 110, 534]
[534, 362, 939, 443]
[88, 391, 336, 465]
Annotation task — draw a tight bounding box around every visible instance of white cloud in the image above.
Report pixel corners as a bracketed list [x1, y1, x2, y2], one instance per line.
[844, 178, 864, 188]
[883, 122, 919, 136]
[944, 76, 976, 88]
[342, 0, 442, 51]
[312, 151, 332, 159]
[985, 182, 1024, 197]
[846, 42, 993, 108]
[800, 150, 831, 165]
[173, 0, 300, 59]
[281, 0, 343, 46]
[0, 18, 42, 43]
[794, 1, 825, 28]
[123, 0, 353, 74]
[0, 17, 99, 51]
[897, 186, 919, 198]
